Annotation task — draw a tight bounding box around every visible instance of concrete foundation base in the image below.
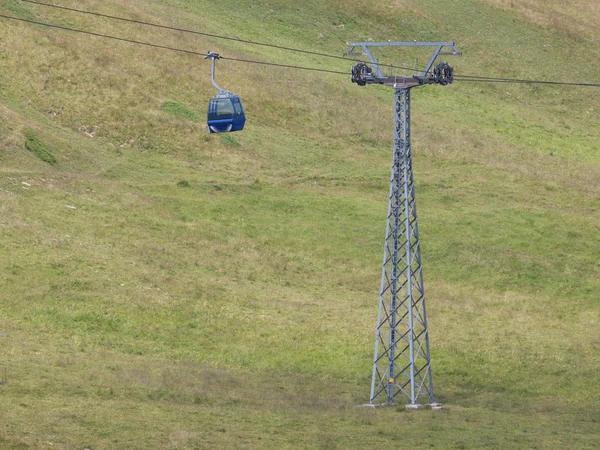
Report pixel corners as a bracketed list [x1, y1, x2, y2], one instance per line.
[405, 403, 423, 410]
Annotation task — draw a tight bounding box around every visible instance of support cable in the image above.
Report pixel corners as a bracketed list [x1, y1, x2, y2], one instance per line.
[0, 14, 347, 75]
[2, 13, 600, 87]
[21, 0, 422, 74]
[453, 76, 600, 88]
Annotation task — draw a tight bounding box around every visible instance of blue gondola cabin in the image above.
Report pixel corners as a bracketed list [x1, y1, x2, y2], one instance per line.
[207, 94, 246, 133]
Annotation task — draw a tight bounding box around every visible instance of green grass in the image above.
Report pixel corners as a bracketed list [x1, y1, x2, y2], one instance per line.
[0, 0, 599, 448]
[220, 134, 241, 147]
[24, 129, 57, 165]
[161, 101, 202, 123]
[2, 0, 35, 20]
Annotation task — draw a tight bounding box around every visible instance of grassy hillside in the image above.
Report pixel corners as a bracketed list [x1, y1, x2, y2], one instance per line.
[1, 0, 599, 448]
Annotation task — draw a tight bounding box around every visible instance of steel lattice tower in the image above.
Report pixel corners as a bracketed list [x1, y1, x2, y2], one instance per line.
[370, 88, 435, 407]
[348, 41, 459, 407]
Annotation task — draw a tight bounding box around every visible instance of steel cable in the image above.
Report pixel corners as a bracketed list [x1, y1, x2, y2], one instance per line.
[2, 12, 600, 87]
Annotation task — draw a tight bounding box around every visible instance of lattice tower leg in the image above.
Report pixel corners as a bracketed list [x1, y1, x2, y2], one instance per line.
[369, 88, 436, 407]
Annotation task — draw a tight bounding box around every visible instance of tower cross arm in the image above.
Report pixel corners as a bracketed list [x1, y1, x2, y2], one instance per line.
[349, 41, 457, 48]
[348, 41, 460, 80]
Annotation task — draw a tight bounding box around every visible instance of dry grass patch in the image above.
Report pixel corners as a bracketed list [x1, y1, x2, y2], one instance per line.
[478, 0, 600, 41]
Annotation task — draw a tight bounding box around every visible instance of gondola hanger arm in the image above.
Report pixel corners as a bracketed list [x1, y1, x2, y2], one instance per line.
[205, 51, 230, 95]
